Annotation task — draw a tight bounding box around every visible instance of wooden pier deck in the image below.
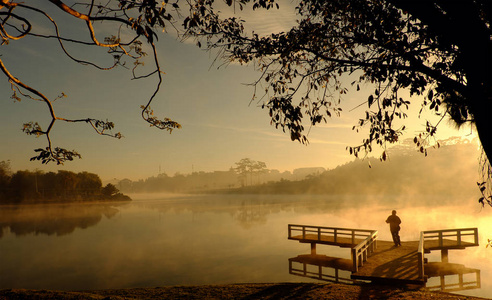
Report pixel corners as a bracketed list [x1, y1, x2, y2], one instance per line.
[288, 233, 366, 248]
[351, 240, 423, 284]
[288, 225, 479, 285]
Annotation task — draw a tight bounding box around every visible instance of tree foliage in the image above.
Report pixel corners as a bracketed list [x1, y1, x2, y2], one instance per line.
[234, 158, 267, 186]
[0, 0, 183, 164]
[1, 0, 491, 204]
[0, 168, 129, 203]
[182, 0, 492, 205]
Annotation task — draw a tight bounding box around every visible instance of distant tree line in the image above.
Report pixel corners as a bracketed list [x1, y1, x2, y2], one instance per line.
[0, 162, 130, 204]
[234, 158, 268, 187]
[116, 158, 324, 193]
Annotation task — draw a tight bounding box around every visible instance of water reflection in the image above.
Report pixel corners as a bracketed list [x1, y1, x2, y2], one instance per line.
[288, 254, 357, 284]
[0, 195, 490, 298]
[0, 203, 122, 238]
[288, 254, 482, 294]
[129, 194, 365, 229]
[425, 262, 481, 292]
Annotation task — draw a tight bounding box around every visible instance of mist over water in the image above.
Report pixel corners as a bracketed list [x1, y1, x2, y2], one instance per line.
[0, 194, 491, 297]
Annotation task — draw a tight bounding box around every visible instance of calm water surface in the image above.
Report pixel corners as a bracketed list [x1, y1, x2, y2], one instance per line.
[1, 194, 491, 298]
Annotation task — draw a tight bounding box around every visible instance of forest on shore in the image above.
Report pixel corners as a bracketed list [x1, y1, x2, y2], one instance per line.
[0, 137, 480, 204]
[0, 165, 130, 204]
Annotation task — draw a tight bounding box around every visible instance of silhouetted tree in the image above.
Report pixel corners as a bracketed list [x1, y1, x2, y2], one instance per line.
[184, 0, 492, 205]
[0, 0, 183, 164]
[2, 1, 491, 204]
[77, 172, 103, 199]
[0, 169, 127, 203]
[8, 170, 37, 202]
[234, 158, 267, 186]
[252, 161, 268, 185]
[0, 160, 11, 200]
[39, 171, 60, 199]
[234, 158, 254, 187]
[101, 183, 119, 198]
[56, 170, 79, 199]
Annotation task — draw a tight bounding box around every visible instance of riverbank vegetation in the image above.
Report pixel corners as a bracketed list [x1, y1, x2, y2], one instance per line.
[0, 163, 130, 204]
[0, 137, 478, 205]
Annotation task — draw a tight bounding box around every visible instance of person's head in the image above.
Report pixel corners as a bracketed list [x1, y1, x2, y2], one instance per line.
[392, 210, 397, 215]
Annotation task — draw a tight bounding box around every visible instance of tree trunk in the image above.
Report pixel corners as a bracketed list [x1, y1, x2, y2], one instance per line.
[468, 89, 492, 172]
[473, 107, 492, 163]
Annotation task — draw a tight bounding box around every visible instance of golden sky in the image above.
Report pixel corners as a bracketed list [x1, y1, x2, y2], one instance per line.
[0, 2, 475, 181]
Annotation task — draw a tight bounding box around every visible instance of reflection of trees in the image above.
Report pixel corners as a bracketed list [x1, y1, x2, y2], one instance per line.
[233, 200, 268, 229]
[132, 195, 350, 229]
[0, 204, 121, 238]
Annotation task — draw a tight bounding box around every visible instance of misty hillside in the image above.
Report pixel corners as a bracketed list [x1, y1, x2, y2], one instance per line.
[229, 138, 482, 199]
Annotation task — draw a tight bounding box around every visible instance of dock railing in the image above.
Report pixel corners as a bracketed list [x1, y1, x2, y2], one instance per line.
[422, 228, 479, 248]
[288, 224, 375, 245]
[351, 230, 378, 272]
[418, 231, 425, 280]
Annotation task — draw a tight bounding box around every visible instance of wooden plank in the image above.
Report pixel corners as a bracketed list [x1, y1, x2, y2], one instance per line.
[351, 240, 425, 284]
[289, 234, 365, 248]
[289, 254, 354, 271]
[424, 239, 478, 250]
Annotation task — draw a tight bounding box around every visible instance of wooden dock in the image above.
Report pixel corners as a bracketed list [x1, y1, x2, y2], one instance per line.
[351, 240, 422, 284]
[288, 225, 479, 285]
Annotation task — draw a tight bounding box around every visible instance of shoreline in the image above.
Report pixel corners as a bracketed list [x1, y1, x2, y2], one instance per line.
[0, 282, 488, 300]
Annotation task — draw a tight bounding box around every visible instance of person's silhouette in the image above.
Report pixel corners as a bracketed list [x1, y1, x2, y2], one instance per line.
[385, 210, 401, 247]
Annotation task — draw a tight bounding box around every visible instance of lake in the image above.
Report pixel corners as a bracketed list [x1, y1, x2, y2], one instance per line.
[1, 194, 491, 298]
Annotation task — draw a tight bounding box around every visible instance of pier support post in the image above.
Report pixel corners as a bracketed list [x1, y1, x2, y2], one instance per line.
[311, 243, 316, 255]
[441, 249, 449, 263]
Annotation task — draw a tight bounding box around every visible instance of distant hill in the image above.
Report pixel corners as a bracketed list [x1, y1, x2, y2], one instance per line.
[223, 138, 482, 204]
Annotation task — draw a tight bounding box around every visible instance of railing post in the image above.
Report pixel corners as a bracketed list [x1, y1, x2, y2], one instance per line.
[334, 228, 337, 243]
[457, 230, 462, 246]
[288, 224, 291, 238]
[318, 227, 321, 241]
[474, 228, 479, 246]
[352, 230, 355, 245]
[439, 231, 443, 247]
[418, 231, 424, 280]
[302, 226, 306, 239]
[418, 252, 423, 279]
[352, 249, 358, 272]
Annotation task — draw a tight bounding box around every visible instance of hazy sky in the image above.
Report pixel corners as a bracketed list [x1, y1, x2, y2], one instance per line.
[0, 2, 474, 181]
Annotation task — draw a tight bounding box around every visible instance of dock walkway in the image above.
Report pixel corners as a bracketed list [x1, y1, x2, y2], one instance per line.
[288, 225, 479, 284]
[351, 240, 422, 284]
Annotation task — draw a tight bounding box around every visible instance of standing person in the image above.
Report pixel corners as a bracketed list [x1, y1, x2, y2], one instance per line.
[386, 210, 401, 247]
